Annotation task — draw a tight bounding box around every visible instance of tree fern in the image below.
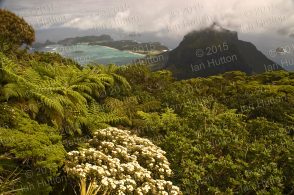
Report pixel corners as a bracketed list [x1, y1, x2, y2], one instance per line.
[78, 101, 130, 133]
[1, 52, 132, 135]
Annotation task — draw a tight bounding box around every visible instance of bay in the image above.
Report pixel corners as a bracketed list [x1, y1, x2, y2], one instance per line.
[37, 43, 145, 65]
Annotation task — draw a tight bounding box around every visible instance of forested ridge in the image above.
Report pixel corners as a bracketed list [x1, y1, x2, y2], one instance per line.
[0, 9, 293, 195]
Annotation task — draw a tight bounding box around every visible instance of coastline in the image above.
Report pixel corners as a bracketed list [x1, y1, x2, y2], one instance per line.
[100, 45, 119, 51]
[100, 45, 145, 56]
[126, 50, 146, 57]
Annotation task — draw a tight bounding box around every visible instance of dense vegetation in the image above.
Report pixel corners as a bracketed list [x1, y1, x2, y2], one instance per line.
[0, 9, 293, 195]
[0, 9, 34, 52]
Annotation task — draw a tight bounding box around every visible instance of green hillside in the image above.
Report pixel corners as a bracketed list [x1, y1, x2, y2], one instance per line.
[0, 9, 293, 195]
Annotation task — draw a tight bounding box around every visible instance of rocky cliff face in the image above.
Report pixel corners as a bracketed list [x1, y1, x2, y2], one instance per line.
[165, 24, 283, 79]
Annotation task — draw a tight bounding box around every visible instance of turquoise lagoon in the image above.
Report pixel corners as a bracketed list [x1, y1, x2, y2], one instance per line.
[38, 44, 145, 65]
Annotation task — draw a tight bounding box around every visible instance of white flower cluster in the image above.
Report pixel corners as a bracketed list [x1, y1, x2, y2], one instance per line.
[65, 127, 181, 195]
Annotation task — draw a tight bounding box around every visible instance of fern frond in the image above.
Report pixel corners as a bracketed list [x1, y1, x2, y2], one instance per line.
[2, 83, 27, 99]
[32, 92, 64, 116]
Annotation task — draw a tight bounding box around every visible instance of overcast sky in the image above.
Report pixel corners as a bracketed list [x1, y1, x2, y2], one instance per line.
[2, 0, 294, 70]
[1, 0, 294, 59]
[2, 0, 294, 37]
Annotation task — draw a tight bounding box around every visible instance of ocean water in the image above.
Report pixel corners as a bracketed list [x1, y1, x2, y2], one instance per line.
[38, 44, 145, 65]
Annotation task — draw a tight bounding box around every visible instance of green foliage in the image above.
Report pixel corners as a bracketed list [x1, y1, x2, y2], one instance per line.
[31, 52, 82, 68]
[137, 103, 294, 194]
[0, 9, 35, 51]
[137, 108, 182, 138]
[78, 101, 131, 133]
[1, 45, 294, 194]
[0, 52, 131, 135]
[0, 103, 65, 194]
[0, 10, 294, 195]
[119, 67, 294, 194]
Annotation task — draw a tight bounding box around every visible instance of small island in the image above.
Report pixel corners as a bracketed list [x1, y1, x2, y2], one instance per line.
[33, 35, 169, 55]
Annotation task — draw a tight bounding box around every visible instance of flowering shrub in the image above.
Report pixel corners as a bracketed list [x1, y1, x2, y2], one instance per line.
[65, 127, 181, 195]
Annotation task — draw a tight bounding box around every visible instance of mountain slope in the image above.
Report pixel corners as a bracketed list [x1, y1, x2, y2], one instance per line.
[165, 24, 283, 79]
[57, 35, 113, 45]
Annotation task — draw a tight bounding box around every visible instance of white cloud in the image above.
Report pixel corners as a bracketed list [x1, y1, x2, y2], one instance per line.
[2, 0, 294, 38]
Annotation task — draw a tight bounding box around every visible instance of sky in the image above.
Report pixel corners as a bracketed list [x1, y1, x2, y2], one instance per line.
[1, 0, 294, 69]
[2, 0, 294, 39]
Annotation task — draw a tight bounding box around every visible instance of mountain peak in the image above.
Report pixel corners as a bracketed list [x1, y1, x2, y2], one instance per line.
[209, 22, 225, 31]
[165, 27, 283, 79]
[183, 25, 238, 44]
